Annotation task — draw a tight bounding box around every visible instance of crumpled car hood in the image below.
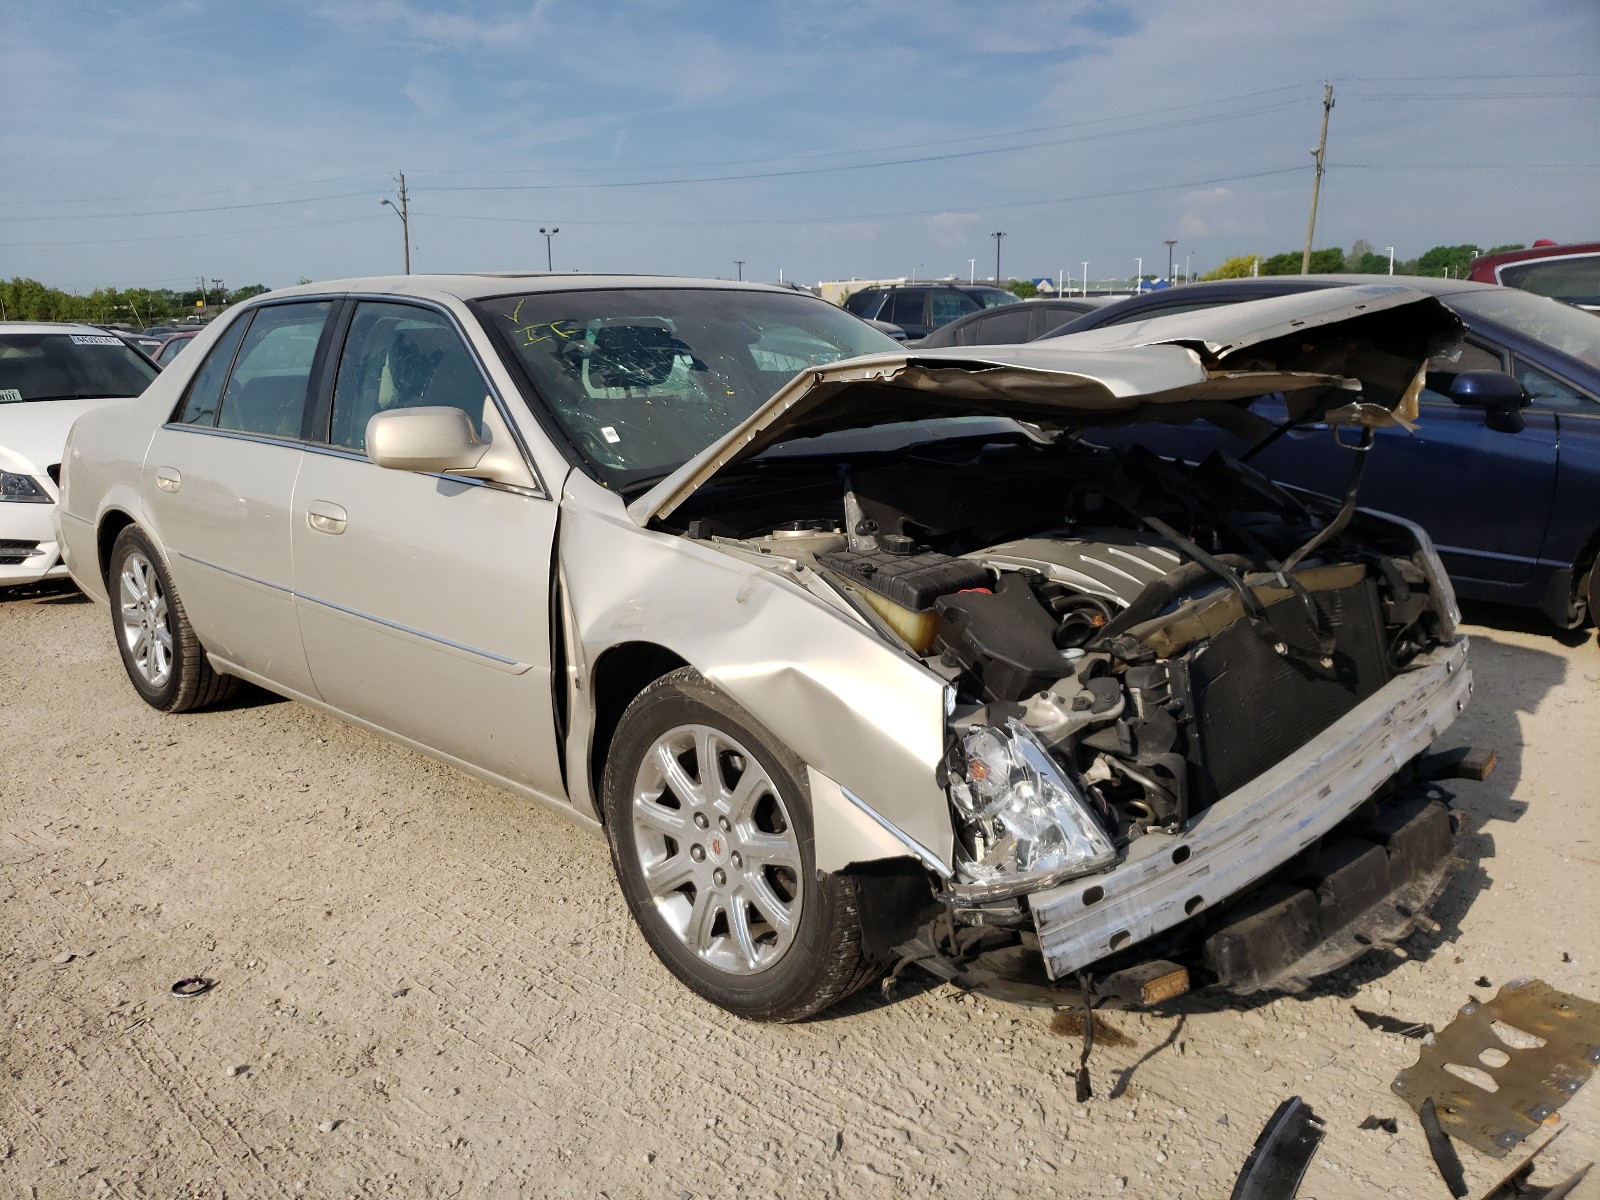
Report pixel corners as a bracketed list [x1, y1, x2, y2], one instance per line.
[631, 285, 1462, 525]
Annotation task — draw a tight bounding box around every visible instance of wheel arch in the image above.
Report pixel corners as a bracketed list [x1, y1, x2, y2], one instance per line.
[587, 640, 690, 821]
[96, 507, 140, 586]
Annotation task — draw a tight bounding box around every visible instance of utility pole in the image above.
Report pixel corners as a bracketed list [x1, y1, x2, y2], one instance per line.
[991, 231, 1007, 288]
[734, 260, 745, 281]
[197, 276, 208, 308]
[540, 227, 559, 271]
[1081, 261, 1088, 296]
[968, 258, 976, 284]
[1301, 83, 1334, 275]
[381, 172, 411, 274]
[1163, 239, 1176, 283]
[212, 278, 225, 308]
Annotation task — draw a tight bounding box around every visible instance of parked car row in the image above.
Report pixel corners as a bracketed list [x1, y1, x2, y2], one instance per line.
[46, 276, 1479, 1020]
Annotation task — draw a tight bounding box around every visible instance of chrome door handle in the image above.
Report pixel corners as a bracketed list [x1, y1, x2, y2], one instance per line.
[155, 467, 181, 493]
[306, 501, 348, 535]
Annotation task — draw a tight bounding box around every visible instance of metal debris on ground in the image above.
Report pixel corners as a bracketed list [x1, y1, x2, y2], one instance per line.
[1420, 1096, 1470, 1199]
[170, 977, 215, 998]
[1353, 1005, 1434, 1038]
[1393, 979, 1600, 1158]
[1229, 1096, 1326, 1200]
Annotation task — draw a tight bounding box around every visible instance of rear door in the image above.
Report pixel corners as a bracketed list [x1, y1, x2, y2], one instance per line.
[143, 300, 335, 694]
[289, 298, 567, 796]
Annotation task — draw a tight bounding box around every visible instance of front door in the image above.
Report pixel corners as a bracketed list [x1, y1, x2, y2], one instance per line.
[289, 300, 567, 797]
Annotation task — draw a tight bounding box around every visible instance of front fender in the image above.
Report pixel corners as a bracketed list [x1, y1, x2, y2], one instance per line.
[558, 493, 954, 872]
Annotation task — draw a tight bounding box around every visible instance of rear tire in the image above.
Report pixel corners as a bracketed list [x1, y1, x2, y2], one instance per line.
[108, 526, 236, 712]
[601, 668, 877, 1021]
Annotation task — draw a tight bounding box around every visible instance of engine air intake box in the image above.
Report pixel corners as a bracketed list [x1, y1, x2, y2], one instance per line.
[816, 548, 989, 612]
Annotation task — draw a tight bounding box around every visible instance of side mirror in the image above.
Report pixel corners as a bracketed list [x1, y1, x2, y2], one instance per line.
[1448, 370, 1528, 433]
[366, 406, 490, 474]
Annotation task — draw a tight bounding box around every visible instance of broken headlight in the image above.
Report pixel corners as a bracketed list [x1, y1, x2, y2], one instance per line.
[947, 719, 1117, 901]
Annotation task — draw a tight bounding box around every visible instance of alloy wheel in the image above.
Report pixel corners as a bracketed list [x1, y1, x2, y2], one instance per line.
[629, 723, 804, 975]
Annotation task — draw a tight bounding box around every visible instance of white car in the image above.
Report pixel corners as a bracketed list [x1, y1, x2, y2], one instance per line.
[59, 277, 1475, 1020]
[1, 323, 157, 586]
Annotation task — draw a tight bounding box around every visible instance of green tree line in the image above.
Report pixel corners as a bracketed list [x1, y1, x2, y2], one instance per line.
[1202, 240, 1526, 282]
[0, 278, 270, 326]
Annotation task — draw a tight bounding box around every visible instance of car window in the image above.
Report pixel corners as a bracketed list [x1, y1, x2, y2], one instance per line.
[1421, 339, 1506, 404]
[1515, 359, 1598, 413]
[0, 332, 157, 403]
[885, 291, 927, 327]
[960, 307, 1034, 345]
[930, 291, 976, 326]
[213, 302, 332, 438]
[1102, 298, 1242, 326]
[841, 291, 876, 316]
[328, 302, 489, 452]
[171, 318, 252, 426]
[1498, 255, 1600, 309]
[477, 287, 894, 490]
[1448, 288, 1600, 363]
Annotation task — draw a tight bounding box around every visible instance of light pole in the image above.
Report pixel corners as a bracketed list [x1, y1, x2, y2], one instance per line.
[1164, 239, 1176, 283]
[381, 171, 411, 274]
[967, 259, 976, 285]
[991, 231, 1007, 288]
[1136, 256, 1143, 292]
[1184, 252, 1191, 283]
[734, 260, 745, 281]
[539, 227, 559, 272]
[1081, 262, 1088, 297]
[1385, 245, 1395, 275]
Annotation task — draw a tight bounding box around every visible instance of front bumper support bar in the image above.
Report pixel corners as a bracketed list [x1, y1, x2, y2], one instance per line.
[1029, 636, 1471, 980]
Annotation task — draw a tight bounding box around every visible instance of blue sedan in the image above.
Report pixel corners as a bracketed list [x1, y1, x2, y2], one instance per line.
[1043, 276, 1600, 632]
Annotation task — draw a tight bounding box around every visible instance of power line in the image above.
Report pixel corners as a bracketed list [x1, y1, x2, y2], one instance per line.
[413, 165, 1310, 230]
[0, 190, 376, 224]
[416, 103, 1300, 194]
[0, 214, 378, 250]
[0, 174, 392, 209]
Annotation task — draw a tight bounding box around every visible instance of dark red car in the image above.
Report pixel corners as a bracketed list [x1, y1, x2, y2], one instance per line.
[1470, 241, 1600, 311]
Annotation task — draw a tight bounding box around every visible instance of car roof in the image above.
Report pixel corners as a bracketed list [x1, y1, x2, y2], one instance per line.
[264, 274, 799, 305]
[0, 321, 124, 337]
[1472, 242, 1600, 269]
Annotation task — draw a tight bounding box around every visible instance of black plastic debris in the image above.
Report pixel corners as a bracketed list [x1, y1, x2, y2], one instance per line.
[1230, 1097, 1326, 1200]
[1353, 1005, 1434, 1038]
[1475, 976, 1493, 989]
[1420, 1097, 1469, 1199]
[1358, 1115, 1399, 1134]
[170, 977, 214, 998]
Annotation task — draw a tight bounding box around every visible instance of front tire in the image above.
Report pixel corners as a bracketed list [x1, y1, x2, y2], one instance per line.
[601, 668, 876, 1021]
[108, 526, 236, 712]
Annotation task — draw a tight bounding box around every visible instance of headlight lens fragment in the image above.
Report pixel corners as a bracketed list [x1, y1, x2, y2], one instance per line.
[0, 470, 50, 503]
[950, 719, 1117, 889]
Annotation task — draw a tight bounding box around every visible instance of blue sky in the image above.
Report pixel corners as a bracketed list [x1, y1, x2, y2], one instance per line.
[3, 0, 1597, 294]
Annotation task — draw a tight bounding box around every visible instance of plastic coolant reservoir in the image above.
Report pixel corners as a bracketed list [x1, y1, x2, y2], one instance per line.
[851, 586, 941, 654]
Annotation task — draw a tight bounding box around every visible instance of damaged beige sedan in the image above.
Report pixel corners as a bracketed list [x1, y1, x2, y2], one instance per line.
[58, 276, 1475, 1020]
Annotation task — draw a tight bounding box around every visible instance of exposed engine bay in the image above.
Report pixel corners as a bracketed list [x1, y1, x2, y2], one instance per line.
[669, 432, 1456, 911]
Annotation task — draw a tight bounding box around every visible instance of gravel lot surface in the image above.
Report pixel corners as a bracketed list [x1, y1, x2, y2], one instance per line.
[3, 582, 1597, 1199]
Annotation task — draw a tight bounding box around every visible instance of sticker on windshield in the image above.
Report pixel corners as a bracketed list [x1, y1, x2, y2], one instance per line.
[0, 388, 22, 404]
[600, 426, 621, 444]
[70, 334, 122, 346]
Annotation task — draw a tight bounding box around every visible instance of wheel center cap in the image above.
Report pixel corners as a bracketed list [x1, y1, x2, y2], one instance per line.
[705, 832, 731, 866]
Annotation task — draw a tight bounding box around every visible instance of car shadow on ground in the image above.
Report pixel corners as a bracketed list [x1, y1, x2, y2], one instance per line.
[1460, 597, 1596, 649]
[1, 579, 89, 605]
